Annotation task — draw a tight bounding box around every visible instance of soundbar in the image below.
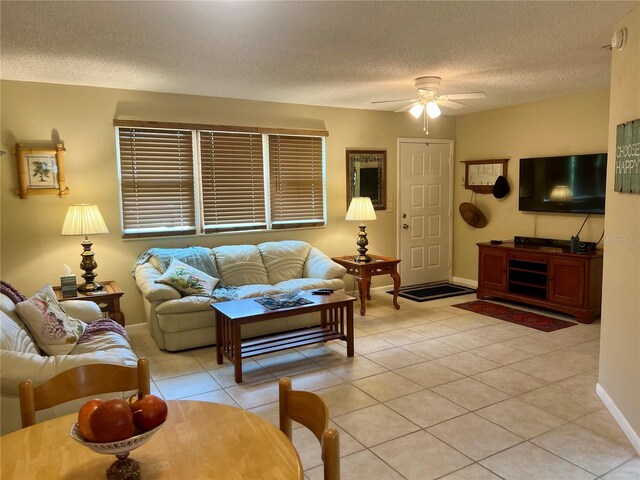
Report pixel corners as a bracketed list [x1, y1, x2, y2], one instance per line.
[514, 236, 596, 254]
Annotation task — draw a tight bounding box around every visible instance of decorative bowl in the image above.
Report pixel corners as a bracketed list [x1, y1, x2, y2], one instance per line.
[69, 421, 164, 455]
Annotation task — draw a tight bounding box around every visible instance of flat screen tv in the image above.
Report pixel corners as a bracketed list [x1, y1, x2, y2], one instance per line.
[519, 153, 607, 214]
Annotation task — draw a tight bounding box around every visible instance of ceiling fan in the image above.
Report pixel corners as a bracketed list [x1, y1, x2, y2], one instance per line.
[372, 76, 486, 134]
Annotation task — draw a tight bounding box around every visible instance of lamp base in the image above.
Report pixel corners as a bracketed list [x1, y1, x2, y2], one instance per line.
[77, 237, 103, 293]
[353, 223, 372, 263]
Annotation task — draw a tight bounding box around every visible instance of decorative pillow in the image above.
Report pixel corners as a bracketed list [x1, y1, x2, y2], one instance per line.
[15, 285, 85, 356]
[155, 259, 219, 295]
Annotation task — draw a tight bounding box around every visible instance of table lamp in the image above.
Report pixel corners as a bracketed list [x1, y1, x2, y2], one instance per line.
[61, 204, 109, 292]
[345, 197, 377, 263]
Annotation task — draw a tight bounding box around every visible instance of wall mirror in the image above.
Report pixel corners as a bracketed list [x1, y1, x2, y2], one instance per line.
[346, 149, 386, 210]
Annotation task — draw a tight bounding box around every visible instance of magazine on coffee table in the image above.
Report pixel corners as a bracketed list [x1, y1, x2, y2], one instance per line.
[254, 294, 313, 310]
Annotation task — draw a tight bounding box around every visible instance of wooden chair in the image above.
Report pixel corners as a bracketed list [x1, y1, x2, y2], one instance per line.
[279, 377, 340, 480]
[19, 357, 150, 428]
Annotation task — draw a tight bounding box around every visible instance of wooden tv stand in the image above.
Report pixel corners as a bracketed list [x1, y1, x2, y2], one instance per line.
[476, 242, 603, 323]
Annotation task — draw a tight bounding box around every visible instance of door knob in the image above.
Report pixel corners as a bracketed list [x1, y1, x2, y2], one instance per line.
[402, 223, 409, 230]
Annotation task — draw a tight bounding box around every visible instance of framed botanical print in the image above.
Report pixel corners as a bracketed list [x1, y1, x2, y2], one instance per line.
[14, 143, 69, 198]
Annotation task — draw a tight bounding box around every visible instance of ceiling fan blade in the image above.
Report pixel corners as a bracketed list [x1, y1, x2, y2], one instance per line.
[395, 102, 420, 113]
[436, 99, 466, 109]
[438, 92, 486, 101]
[371, 98, 419, 104]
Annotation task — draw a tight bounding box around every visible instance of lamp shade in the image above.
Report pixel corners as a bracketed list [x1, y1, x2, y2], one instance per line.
[409, 103, 424, 119]
[61, 204, 109, 236]
[346, 197, 377, 221]
[549, 185, 573, 202]
[426, 101, 441, 119]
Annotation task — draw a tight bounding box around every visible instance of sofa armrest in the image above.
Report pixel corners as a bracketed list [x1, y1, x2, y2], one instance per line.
[135, 263, 181, 303]
[303, 247, 348, 280]
[60, 300, 102, 322]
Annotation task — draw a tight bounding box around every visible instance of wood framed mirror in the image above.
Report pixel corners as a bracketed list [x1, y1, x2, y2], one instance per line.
[346, 149, 386, 210]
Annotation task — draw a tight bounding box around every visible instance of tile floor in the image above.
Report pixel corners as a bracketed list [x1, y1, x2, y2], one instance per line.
[127, 290, 640, 480]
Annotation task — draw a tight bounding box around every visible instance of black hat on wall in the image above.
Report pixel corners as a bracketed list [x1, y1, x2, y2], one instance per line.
[493, 175, 510, 199]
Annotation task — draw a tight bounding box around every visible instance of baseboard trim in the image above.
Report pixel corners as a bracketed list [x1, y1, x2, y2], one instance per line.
[596, 383, 640, 455]
[452, 276, 478, 288]
[125, 323, 146, 334]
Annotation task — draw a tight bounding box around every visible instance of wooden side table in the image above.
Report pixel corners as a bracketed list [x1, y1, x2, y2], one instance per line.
[332, 254, 401, 315]
[53, 280, 125, 326]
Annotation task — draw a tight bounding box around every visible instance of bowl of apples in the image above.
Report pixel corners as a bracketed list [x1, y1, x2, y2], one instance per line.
[70, 393, 168, 479]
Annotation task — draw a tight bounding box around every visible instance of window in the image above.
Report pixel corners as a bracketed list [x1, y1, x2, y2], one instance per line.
[117, 127, 196, 237]
[115, 121, 327, 238]
[269, 135, 324, 228]
[200, 131, 266, 232]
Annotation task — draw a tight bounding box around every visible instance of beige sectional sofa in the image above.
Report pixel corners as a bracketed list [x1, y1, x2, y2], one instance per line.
[134, 240, 347, 352]
[0, 285, 138, 435]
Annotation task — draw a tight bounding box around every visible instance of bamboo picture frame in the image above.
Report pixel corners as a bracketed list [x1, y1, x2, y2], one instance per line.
[14, 143, 69, 198]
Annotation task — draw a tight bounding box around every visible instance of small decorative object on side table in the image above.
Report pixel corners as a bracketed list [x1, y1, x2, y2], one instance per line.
[332, 254, 401, 316]
[53, 280, 125, 326]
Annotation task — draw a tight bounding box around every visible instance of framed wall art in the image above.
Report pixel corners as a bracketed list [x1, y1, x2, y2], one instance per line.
[14, 143, 69, 199]
[614, 119, 640, 193]
[346, 149, 386, 210]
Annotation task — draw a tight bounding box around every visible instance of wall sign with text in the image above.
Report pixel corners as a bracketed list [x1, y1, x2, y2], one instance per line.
[615, 119, 640, 193]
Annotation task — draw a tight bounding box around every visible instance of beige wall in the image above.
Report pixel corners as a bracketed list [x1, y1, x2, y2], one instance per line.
[600, 5, 640, 446]
[0, 80, 455, 324]
[453, 90, 610, 282]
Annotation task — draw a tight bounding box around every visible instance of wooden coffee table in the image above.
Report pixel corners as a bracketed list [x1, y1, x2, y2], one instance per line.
[212, 291, 355, 383]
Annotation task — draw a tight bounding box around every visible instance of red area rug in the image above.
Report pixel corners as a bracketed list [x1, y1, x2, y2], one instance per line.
[453, 300, 576, 332]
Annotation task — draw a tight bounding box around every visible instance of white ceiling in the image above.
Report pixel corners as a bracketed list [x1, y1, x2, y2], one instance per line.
[1, 1, 637, 116]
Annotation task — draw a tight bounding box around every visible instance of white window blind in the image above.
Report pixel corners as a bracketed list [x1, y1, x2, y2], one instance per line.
[200, 131, 267, 232]
[118, 127, 196, 237]
[269, 135, 325, 228]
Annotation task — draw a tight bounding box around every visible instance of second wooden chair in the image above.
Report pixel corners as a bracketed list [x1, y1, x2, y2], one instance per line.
[279, 377, 340, 480]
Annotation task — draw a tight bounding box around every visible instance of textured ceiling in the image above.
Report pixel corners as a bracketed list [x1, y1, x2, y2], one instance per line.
[1, 1, 637, 115]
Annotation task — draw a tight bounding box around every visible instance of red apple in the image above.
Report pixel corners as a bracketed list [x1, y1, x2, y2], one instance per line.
[130, 394, 168, 432]
[77, 399, 104, 442]
[89, 398, 135, 442]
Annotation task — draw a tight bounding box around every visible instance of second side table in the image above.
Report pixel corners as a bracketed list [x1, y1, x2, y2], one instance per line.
[53, 280, 125, 326]
[332, 255, 401, 315]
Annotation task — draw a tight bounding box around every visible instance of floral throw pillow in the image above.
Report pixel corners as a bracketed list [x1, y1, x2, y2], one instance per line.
[15, 285, 85, 355]
[155, 258, 219, 296]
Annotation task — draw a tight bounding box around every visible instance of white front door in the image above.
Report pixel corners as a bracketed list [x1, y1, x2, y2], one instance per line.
[399, 140, 452, 286]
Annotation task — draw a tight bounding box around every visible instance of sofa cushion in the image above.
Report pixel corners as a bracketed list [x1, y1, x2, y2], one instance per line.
[213, 245, 269, 286]
[156, 259, 219, 295]
[145, 246, 223, 284]
[258, 240, 311, 284]
[155, 295, 217, 315]
[0, 310, 40, 355]
[15, 285, 85, 356]
[275, 278, 345, 293]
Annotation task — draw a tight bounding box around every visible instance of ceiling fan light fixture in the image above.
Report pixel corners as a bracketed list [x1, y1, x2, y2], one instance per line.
[426, 101, 441, 119]
[409, 103, 424, 119]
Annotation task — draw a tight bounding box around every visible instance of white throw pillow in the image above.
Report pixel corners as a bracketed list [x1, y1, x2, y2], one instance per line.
[15, 285, 85, 356]
[155, 258, 219, 295]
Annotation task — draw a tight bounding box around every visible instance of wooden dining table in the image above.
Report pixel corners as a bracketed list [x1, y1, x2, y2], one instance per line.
[1, 399, 303, 479]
